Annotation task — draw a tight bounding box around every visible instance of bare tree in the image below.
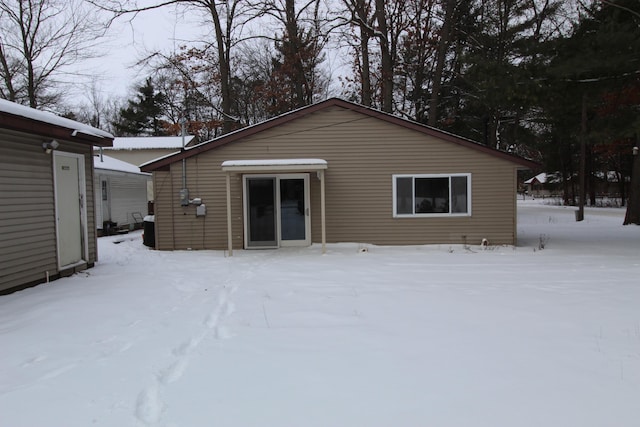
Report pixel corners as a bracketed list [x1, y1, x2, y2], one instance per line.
[0, 0, 107, 108]
[374, 0, 393, 112]
[335, 0, 408, 111]
[338, 0, 375, 106]
[250, 0, 329, 114]
[394, 0, 439, 122]
[71, 79, 120, 134]
[93, 0, 256, 133]
[145, 47, 225, 139]
[427, 0, 457, 126]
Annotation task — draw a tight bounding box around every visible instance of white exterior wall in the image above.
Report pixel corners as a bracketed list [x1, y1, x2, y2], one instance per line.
[95, 170, 150, 229]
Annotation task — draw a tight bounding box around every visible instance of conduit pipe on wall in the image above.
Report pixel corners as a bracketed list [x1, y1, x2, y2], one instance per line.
[180, 118, 189, 205]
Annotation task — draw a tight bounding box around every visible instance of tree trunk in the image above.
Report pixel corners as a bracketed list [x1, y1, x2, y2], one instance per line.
[588, 146, 596, 206]
[577, 92, 587, 220]
[618, 171, 626, 207]
[360, 26, 372, 106]
[375, 0, 392, 112]
[209, 2, 234, 133]
[428, 0, 456, 127]
[0, 43, 17, 102]
[285, 0, 306, 108]
[624, 142, 640, 225]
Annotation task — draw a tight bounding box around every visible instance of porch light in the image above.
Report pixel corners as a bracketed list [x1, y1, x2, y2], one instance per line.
[42, 140, 59, 154]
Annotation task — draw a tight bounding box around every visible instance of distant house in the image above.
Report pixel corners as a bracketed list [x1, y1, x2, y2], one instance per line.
[95, 136, 196, 206]
[99, 135, 196, 167]
[525, 171, 629, 203]
[141, 98, 538, 253]
[94, 154, 151, 234]
[0, 99, 113, 294]
[524, 172, 553, 197]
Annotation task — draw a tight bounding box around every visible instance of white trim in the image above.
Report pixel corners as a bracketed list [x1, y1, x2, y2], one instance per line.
[279, 174, 311, 248]
[53, 151, 89, 269]
[319, 169, 326, 254]
[226, 173, 233, 256]
[222, 159, 327, 173]
[392, 173, 472, 218]
[243, 175, 278, 249]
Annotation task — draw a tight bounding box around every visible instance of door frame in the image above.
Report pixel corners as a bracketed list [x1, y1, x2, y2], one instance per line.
[53, 151, 89, 269]
[242, 173, 311, 249]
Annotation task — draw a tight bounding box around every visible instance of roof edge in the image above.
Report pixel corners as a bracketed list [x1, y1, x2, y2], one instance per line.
[141, 98, 539, 172]
[0, 105, 114, 146]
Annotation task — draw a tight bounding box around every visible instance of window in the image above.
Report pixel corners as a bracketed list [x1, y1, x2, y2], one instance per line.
[393, 174, 471, 217]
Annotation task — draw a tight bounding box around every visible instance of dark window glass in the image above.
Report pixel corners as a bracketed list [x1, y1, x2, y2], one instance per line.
[415, 177, 449, 213]
[396, 177, 413, 214]
[451, 176, 468, 213]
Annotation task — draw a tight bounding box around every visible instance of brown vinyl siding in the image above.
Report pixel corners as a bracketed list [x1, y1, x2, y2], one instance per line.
[151, 106, 524, 250]
[0, 129, 97, 292]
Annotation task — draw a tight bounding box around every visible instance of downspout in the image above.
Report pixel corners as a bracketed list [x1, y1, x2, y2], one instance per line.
[181, 118, 186, 190]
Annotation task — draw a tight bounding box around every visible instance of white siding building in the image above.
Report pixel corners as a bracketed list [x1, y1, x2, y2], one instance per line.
[94, 154, 151, 233]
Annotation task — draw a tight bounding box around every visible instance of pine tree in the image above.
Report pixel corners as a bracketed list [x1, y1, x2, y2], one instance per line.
[541, 0, 640, 216]
[113, 78, 168, 136]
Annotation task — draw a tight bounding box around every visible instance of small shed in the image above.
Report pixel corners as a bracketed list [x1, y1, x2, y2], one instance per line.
[0, 99, 113, 294]
[141, 98, 538, 253]
[94, 154, 151, 234]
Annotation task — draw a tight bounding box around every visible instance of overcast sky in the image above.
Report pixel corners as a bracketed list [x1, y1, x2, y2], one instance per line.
[74, 3, 347, 108]
[80, 5, 201, 101]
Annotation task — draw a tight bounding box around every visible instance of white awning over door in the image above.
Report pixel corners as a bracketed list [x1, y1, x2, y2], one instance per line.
[221, 159, 328, 255]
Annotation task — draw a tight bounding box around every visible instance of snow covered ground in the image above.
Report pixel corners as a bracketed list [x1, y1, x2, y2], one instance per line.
[1, 200, 639, 427]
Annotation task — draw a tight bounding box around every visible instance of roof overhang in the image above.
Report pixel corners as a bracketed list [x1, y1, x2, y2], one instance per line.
[221, 159, 328, 173]
[0, 99, 113, 147]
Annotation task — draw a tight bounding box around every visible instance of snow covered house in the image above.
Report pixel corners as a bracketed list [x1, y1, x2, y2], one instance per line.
[100, 135, 196, 167]
[140, 98, 538, 253]
[94, 154, 151, 234]
[0, 99, 114, 294]
[524, 172, 562, 197]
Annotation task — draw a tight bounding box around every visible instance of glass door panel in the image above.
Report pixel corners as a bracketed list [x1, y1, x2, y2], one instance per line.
[247, 178, 277, 247]
[280, 178, 306, 241]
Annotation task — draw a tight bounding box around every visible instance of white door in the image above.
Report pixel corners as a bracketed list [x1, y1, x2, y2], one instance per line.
[54, 152, 86, 267]
[244, 174, 311, 248]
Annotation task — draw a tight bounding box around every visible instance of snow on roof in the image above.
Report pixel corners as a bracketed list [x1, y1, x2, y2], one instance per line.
[106, 136, 195, 150]
[0, 98, 113, 139]
[524, 172, 564, 185]
[524, 172, 548, 184]
[94, 154, 150, 175]
[221, 159, 328, 167]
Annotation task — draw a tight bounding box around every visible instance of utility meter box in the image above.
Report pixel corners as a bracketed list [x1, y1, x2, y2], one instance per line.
[196, 204, 206, 217]
[179, 189, 189, 206]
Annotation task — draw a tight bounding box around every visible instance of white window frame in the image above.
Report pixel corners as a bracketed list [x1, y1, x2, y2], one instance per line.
[392, 173, 472, 218]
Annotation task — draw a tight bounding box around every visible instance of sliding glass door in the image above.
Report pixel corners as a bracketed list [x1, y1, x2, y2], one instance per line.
[244, 174, 310, 248]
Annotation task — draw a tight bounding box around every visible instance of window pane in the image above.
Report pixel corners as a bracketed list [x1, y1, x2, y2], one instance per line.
[247, 178, 276, 245]
[415, 178, 449, 213]
[396, 177, 413, 214]
[280, 178, 305, 241]
[451, 176, 468, 213]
